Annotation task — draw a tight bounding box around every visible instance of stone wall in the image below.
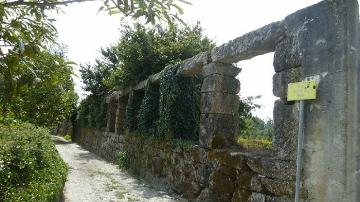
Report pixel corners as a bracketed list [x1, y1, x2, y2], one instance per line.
[74, 127, 296, 202]
[74, 0, 360, 201]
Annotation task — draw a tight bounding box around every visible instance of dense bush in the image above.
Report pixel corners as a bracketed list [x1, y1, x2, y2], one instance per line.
[0, 49, 78, 128]
[0, 122, 67, 201]
[77, 95, 108, 130]
[157, 64, 200, 140]
[137, 84, 160, 136]
[106, 23, 215, 89]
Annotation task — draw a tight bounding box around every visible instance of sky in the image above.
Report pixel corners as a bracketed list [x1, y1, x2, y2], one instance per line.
[53, 0, 322, 120]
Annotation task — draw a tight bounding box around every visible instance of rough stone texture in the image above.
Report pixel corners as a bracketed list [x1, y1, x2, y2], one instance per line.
[211, 21, 285, 64]
[249, 193, 266, 202]
[115, 97, 127, 134]
[77, 0, 360, 201]
[201, 74, 240, 94]
[74, 127, 296, 202]
[199, 114, 238, 149]
[273, 100, 298, 160]
[106, 101, 117, 133]
[200, 92, 239, 115]
[281, 1, 360, 201]
[202, 63, 241, 77]
[272, 67, 303, 99]
[178, 51, 211, 77]
[273, 36, 301, 72]
[247, 157, 295, 181]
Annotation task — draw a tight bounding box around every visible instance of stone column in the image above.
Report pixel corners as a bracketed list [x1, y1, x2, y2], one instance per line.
[106, 101, 117, 133]
[199, 62, 241, 149]
[115, 97, 127, 134]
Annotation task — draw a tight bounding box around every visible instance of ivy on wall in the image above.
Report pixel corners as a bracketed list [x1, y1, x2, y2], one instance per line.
[138, 83, 160, 136]
[157, 64, 200, 140]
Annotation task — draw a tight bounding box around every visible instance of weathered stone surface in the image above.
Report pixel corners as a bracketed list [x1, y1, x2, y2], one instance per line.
[209, 165, 237, 202]
[273, 99, 298, 160]
[202, 63, 241, 77]
[106, 101, 117, 133]
[151, 157, 163, 176]
[273, 36, 301, 72]
[265, 195, 293, 202]
[249, 193, 266, 202]
[199, 114, 238, 149]
[178, 51, 211, 76]
[202, 74, 240, 94]
[208, 150, 247, 170]
[260, 177, 294, 196]
[273, 67, 303, 99]
[246, 157, 296, 181]
[196, 188, 214, 202]
[201, 92, 239, 115]
[251, 175, 264, 192]
[231, 189, 252, 202]
[211, 21, 285, 64]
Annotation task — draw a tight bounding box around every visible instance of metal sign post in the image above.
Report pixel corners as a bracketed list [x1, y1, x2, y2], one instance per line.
[287, 80, 317, 202]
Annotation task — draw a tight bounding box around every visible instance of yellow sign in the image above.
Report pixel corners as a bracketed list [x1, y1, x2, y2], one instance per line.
[287, 80, 317, 101]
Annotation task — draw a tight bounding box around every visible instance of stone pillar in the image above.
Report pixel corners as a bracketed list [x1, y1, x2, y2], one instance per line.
[115, 97, 127, 134]
[199, 62, 241, 149]
[281, 0, 360, 201]
[106, 101, 117, 133]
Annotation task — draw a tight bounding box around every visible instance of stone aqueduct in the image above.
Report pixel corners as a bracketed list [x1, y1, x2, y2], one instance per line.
[74, 0, 360, 201]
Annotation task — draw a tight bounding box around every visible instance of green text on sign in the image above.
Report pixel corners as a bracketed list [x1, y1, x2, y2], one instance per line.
[287, 80, 317, 101]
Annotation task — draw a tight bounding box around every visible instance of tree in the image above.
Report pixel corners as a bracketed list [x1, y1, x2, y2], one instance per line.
[0, 48, 78, 127]
[103, 23, 215, 90]
[78, 23, 214, 130]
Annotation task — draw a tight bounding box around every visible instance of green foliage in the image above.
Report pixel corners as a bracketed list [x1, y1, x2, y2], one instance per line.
[157, 64, 200, 140]
[125, 91, 143, 131]
[77, 95, 107, 130]
[0, 49, 78, 128]
[138, 83, 160, 136]
[63, 134, 72, 141]
[237, 136, 272, 149]
[0, 122, 67, 201]
[116, 151, 129, 170]
[78, 23, 213, 134]
[237, 96, 274, 148]
[102, 23, 215, 90]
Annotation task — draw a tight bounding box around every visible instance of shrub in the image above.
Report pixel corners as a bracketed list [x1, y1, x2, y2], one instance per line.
[64, 134, 72, 141]
[77, 95, 107, 130]
[157, 64, 201, 140]
[116, 151, 129, 170]
[0, 122, 67, 201]
[138, 83, 160, 136]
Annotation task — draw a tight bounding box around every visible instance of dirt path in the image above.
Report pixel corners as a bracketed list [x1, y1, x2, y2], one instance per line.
[53, 136, 179, 202]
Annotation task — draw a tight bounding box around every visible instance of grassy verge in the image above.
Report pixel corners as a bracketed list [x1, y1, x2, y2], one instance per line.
[0, 122, 68, 202]
[237, 135, 272, 149]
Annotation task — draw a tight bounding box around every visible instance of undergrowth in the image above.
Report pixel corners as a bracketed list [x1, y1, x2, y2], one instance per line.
[237, 135, 272, 149]
[0, 122, 67, 202]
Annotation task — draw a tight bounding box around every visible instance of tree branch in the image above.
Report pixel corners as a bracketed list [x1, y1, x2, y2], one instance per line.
[2, 0, 98, 8]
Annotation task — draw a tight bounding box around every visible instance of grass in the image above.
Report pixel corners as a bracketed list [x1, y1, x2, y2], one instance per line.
[237, 135, 272, 149]
[64, 134, 72, 141]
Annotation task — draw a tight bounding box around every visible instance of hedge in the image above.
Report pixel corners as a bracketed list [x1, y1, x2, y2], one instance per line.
[0, 122, 67, 202]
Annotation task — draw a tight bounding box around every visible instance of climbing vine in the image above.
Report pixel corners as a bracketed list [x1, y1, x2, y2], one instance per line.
[157, 64, 201, 140]
[138, 83, 160, 136]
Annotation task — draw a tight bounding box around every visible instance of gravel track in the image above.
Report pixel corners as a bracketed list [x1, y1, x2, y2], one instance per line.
[53, 136, 179, 202]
